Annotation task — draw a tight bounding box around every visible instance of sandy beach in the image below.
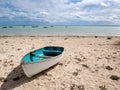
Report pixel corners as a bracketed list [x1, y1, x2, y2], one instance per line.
[0, 36, 120, 90]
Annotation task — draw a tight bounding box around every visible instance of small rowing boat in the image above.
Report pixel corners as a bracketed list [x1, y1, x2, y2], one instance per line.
[21, 46, 64, 77]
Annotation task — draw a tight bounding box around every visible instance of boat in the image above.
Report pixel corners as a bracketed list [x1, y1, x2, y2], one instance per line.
[21, 46, 64, 77]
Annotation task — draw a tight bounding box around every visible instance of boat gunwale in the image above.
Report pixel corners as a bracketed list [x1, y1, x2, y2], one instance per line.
[21, 46, 64, 65]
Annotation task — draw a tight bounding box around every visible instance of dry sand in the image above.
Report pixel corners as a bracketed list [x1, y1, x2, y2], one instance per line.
[0, 36, 120, 90]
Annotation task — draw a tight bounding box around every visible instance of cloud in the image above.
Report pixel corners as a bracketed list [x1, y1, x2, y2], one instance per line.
[100, 2, 109, 7]
[0, 0, 120, 25]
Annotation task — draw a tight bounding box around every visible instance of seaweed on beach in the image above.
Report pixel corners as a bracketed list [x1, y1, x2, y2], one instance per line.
[94, 36, 98, 38]
[70, 84, 85, 90]
[110, 75, 120, 80]
[105, 66, 113, 70]
[99, 85, 107, 90]
[73, 72, 78, 76]
[82, 64, 89, 68]
[107, 37, 112, 40]
[75, 57, 81, 61]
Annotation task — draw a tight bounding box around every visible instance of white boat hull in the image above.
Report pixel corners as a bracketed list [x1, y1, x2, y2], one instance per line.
[21, 54, 63, 77]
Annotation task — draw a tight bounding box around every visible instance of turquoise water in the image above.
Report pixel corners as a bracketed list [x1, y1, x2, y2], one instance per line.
[0, 26, 120, 36]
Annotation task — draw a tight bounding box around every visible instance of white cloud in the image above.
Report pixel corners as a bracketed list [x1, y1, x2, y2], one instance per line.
[100, 2, 108, 7]
[0, 0, 120, 25]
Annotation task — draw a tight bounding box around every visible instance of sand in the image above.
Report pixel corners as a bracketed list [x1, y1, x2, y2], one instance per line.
[0, 36, 120, 90]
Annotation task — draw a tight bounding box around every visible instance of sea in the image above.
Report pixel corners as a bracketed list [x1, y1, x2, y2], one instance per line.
[0, 26, 120, 36]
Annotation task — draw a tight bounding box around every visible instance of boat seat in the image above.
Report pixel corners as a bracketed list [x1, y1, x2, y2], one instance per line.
[43, 50, 61, 56]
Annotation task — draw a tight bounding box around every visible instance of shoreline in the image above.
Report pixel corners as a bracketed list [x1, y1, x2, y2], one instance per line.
[0, 35, 120, 37]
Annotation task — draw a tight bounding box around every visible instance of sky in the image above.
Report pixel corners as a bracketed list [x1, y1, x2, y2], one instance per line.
[0, 0, 120, 25]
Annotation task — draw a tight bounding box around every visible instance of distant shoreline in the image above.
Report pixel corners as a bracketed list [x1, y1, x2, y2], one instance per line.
[0, 25, 120, 27]
[0, 35, 120, 38]
[0, 26, 120, 36]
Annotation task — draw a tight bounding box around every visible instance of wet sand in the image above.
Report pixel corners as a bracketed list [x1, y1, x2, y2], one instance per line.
[0, 36, 120, 90]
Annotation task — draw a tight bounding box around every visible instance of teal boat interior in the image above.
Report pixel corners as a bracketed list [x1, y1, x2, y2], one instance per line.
[22, 46, 64, 62]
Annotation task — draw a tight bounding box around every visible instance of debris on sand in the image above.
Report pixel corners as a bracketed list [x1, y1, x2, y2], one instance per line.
[107, 37, 112, 40]
[73, 72, 78, 76]
[110, 75, 120, 81]
[75, 57, 81, 62]
[99, 85, 107, 90]
[82, 64, 89, 68]
[105, 66, 113, 70]
[70, 84, 85, 90]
